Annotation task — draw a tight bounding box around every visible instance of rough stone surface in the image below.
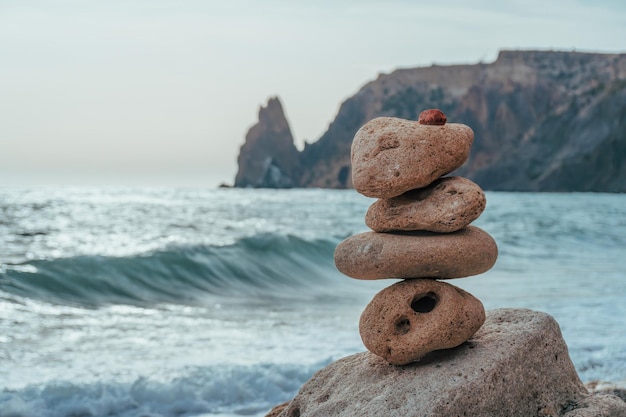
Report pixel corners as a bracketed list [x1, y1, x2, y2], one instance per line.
[277, 309, 626, 417]
[350, 116, 474, 199]
[359, 279, 485, 365]
[365, 176, 486, 233]
[334, 226, 498, 280]
[265, 401, 289, 417]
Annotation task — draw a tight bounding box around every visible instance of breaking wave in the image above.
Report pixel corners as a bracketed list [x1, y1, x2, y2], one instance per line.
[0, 233, 347, 307]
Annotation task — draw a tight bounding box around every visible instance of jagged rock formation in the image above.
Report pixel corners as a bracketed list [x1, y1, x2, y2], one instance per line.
[235, 50, 626, 192]
[234, 97, 300, 188]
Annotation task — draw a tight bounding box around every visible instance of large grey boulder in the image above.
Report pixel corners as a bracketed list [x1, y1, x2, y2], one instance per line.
[275, 309, 626, 417]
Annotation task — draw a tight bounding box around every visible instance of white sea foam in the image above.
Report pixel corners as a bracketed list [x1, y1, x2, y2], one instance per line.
[0, 361, 326, 417]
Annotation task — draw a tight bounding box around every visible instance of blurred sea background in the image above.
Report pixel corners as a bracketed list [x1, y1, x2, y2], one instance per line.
[1, 187, 624, 417]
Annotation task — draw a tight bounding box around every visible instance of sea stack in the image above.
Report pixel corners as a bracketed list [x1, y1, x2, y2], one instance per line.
[334, 109, 497, 365]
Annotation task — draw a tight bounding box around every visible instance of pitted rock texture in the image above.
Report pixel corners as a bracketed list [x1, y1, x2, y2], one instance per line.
[275, 309, 626, 417]
[334, 226, 497, 280]
[359, 279, 485, 365]
[365, 176, 486, 233]
[351, 117, 474, 199]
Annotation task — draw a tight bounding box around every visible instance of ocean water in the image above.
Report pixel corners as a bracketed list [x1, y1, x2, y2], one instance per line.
[0, 187, 625, 417]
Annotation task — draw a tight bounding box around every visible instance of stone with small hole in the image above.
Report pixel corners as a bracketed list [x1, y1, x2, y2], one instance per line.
[359, 279, 485, 365]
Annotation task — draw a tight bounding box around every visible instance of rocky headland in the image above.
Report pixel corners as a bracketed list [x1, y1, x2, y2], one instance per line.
[234, 50, 626, 192]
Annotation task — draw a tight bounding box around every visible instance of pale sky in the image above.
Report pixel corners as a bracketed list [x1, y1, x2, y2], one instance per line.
[1, 0, 625, 187]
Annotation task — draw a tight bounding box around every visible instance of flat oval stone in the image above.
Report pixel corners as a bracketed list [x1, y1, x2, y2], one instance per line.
[365, 176, 486, 233]
[351, 117, 474, 199]
[334, 226, 497, 280]
[359, 279, 485, 365]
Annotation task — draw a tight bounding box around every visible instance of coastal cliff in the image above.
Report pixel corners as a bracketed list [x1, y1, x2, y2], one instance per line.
[234, 50, 626, 192]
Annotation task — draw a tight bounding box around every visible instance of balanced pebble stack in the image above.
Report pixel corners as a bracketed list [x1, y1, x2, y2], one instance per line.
[334, 109, 498, 366]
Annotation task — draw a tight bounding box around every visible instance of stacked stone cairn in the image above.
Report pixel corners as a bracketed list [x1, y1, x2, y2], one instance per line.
[334, 109, 498, 365]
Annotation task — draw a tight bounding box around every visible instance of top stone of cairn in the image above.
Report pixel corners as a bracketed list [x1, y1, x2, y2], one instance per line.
[351, 113, 474, 199]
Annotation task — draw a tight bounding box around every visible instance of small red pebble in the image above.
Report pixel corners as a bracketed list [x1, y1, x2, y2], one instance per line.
[418, 109, 447, 125]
